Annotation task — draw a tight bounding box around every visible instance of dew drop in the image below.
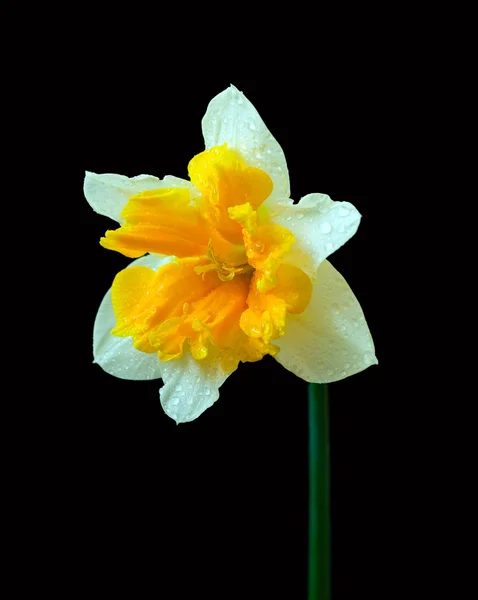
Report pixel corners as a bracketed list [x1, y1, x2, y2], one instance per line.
[172, 396, 180, 406]
[319, 222, 332, 234]
[325, 242, 334, 252]
[297, 213, 304, 220]
[338, 206, 350, 217]
[340, 370, 347, 377]
[249, 121, 256, 131]
[327, 368, 334, 376]
[174, 384, 182, 392]
[204, 386, 211, 396]
[332, 303, 340, 314]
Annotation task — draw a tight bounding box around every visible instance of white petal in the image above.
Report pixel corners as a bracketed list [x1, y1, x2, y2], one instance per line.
[275, 260, 377, 383]
[202, 85, 290, 201]
[93, 254, 173, 380]
[160, 350, 232, 424]
[265, 193, 361, 281]
[84, 171, 162, 223]
[84, 172, 199, 224]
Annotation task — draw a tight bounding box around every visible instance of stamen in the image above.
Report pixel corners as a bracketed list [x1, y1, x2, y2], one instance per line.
[194, 238, 254, 281]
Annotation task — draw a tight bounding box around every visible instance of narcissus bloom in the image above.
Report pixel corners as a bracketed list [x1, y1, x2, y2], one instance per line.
[86, 86, 377, 423]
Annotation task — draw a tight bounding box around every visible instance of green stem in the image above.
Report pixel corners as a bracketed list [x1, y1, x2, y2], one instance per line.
[308, 383, 331, 600]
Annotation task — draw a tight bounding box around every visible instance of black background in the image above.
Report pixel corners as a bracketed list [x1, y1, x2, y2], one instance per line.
[59, 76, 399, 598]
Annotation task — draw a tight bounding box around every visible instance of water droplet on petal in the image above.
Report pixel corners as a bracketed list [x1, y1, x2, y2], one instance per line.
[325, 242, 334, 252]
[320, 222, 332, 234]
[338, 206, 350, 217]
[332, 303, 340, 314]
[171, 396, 180, 406]
[249, 121, 256, 131]
[204, 386, 211, 396]
[174, 384, 182, 392]
[297, 213, 304, 220]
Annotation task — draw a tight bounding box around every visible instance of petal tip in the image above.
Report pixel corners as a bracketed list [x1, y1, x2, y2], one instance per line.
[84, 170, 99, 188]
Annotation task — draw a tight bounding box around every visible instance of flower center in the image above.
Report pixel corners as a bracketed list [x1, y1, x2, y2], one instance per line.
[102, 144, 312, 369]
[194, 239, 255, 282]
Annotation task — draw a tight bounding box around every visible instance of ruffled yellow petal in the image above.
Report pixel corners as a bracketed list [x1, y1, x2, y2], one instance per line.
[111, 257, 277, 372]
[100, 188, 211, 259]
[188, 144, 273, 252]
[240, 263, 312, 345]
[272, 262, 313, 314]
[111, 257, 216, 351]
[229, 201, 296, 293]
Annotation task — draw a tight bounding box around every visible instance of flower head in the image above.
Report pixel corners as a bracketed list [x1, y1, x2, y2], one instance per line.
[85, 86, 377, 423]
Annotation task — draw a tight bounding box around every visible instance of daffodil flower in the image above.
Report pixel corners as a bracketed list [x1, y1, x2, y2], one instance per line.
[85, 85, 377, 423]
